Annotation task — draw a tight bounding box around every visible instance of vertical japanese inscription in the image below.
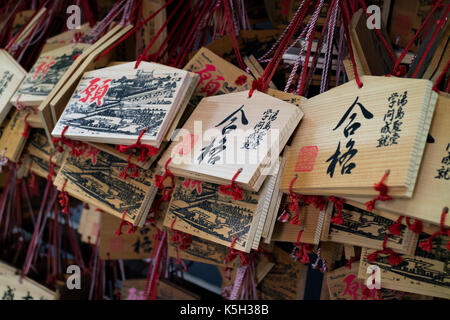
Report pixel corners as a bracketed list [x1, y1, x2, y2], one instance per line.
[436, 143, 450, 180]
[377, 91, 407, 147]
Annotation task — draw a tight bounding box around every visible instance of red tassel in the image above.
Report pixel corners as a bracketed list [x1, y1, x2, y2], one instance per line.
[219, 168, 243, 201]
[155, 158, 175, 202]
[387, 252, 403, 266]
[406, 217, 423, 234]
[388, 216, 404, 236]
[365, 171, 393, 211]
[115, 210, 137, 236]
[235, 75, 247, 86]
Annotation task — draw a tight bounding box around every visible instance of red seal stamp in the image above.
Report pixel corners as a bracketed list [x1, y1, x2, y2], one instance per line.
[295, 146, 318, 172]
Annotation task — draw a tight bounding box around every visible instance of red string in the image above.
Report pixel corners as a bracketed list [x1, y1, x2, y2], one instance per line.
[388, 215, 404, 236]
[95, 0, 175, 62]
[411, 4, 450, 79]
[357, 0, 396, 63]
[223, 235, 251, 267]
[116, 128, 159, 162]
[329, 196, 344, 225]
[119, 154, 140, 180]
[365, 171, 392, 211]
[405, 217, 423, 234]
[135, 0, 184, 68]
[219, 168, 243, 201]
[114, 210, 137, 236]
[52, 125, 83, 156]
[419, 207, 450, 252]
[155, 158, 175, 201]
[340, 0, 363, 88]
[58, 180, 70, 215]
[21, 113, 31, 138]
[169, 217, 192, 251]
[47, 154, 56, 181]
[292, 230, 311, 264]
[392, 0, 443, 76]
[345, 254, 361, 269]
[223, 0, 246, 71]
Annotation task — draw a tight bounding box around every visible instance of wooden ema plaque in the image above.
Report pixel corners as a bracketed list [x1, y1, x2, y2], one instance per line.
[327, 262, 429, 300]
[349, 94, 450, 227]
[52, 61, 192, 147]
[184, 47, 253, 100]
[358, 234, 450, 299]
[54, 149, 157, 227]
[0, 50, 26, 124]
[258, 246, 308, 300]
[11, 43, 90, 107]
[167, 230, 235, 268]
[38, 25, 132, 145]
[99, 213, 157, 260]
[164, 90, 303, 192]
[324, 200, 418, 255]
[164, 171, 278, 253]
[78, 204, 101, 245]
[281, 76, 437, 198]
[0, 261, 55, 300]
[0, 109, 28, 163]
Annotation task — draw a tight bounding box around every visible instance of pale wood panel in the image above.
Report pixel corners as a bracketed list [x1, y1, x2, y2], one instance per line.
[281, 76, 435, 197]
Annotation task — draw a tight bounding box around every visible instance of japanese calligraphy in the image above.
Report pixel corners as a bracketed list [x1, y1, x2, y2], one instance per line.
[196, 64, 225, 97]
[436, 143, 450, 180]
[377, 91, 407, 147]
[132, 226, 153, 254]
[32, 56, 55, 80]
[342, 274, 381, 300]
[326, 96, 373, 178]
[197, 105, 248, 165]
[242, 109, 279, 150]
[78, 77, 111, 106]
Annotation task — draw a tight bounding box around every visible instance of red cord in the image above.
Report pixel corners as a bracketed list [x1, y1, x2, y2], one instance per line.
[432, 60, 450, 93]
[365, 171, 392, 211]
[115, 210, 137, 236]
[419, 207, 449, 252]
[219, 168, 243, 201]
[155, 157, 175, 201]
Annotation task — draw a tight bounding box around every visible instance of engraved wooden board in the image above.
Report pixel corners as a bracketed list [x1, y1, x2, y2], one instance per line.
[54, 149, 156, 227]
[11, 43, 91, 107]
[0, 110, 28, 163]
[184, 47, 253, 105]
[358, 235, 450, 299]
[0, 261, 55, 300]
[37, 24, 131, 145]
[348, 94, 450, 227]
[164, 90, 303, 191]
[281, 76, 436, 198]
[0, 50, 26, 124]
[52, 61, 192, 147]
[328, 262, 430, 300]
[167, 230, 235, 267]
[78, 204, 101, 245]
[325, 200, 418, 255]
[99, 213, 157, 260]
[164, 177, 262, 252]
